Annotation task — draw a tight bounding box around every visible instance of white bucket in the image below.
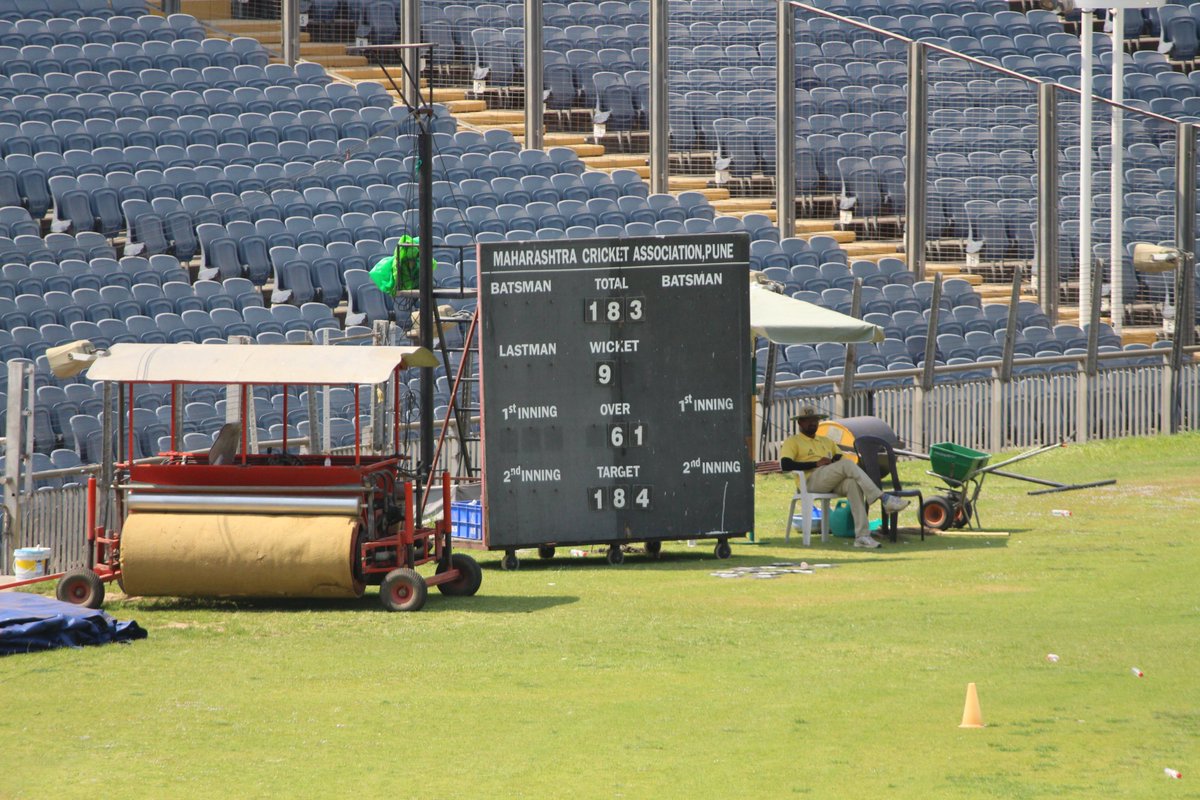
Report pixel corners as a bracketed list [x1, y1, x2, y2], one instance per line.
[13, 547, 52, 580]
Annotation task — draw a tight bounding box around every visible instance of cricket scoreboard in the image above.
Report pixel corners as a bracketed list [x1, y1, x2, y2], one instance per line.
[477, 233, 753, 550]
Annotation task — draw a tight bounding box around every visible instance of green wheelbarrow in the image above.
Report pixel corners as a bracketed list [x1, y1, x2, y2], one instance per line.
[916, 441, 1115, 531]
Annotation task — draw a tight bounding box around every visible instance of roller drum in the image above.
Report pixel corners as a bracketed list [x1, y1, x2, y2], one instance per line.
[119, 513, 364, 599]
[126, 492, 360, 515]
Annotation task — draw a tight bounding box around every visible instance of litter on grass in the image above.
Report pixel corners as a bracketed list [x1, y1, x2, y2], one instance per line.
[710, 561, 835, 579]
[1046, 653, 1060, 663]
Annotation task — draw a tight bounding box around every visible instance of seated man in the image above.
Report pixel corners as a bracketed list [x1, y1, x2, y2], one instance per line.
[779, 404, 909, 549]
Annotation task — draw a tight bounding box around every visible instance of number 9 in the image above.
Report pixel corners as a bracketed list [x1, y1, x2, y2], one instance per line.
[596, 362, 613, 385]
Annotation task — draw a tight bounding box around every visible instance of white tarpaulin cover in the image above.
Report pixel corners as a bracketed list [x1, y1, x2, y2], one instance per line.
[749, 285, 884, 344]
[87, 343, 438, 384]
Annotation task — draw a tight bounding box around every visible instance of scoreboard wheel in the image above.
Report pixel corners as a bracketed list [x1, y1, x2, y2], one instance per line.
[605, 545, 625, 566]
[500, 550, 520, 571]
[537, 545, 556, 560]
[644, 540, 662, 558]
[713, 540, 732, 560]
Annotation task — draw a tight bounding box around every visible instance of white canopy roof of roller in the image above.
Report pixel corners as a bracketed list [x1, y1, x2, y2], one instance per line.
[86, 343, 439, 385]
[749, 284, 884, 345]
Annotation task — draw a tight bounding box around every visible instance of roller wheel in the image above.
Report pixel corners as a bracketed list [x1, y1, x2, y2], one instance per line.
[56, 569, 104, 609]
[501, 550, 520, 571]
[714, 540, 732, 560]
[537, 545, 555, 560]
[920, 496, 954, 531]
[436, 553, 482, 597]
[644, 540, 662, 558]
[606, 545, 625, 565]
[380, 568, 427, 612]
[953, 501, 974, 529]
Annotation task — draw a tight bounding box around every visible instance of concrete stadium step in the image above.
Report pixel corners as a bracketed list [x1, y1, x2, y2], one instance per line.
[308, 54, 369, 68]
[581, 153, 647, 169]
[180, 0, 230, 17]
[454, 109, 525, 127]
[294, 43, 345, 56]
[794, 229, 857, 245]
[709, 197, 772, 214]
[207, 21, 309, 41]
[842, 241, 900, 257]
[1121, 327, 1161, 346]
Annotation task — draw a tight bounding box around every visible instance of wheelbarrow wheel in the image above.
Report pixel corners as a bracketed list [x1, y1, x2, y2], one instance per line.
[436, 553, 482, 596]
[380, 568, 427, 612]
[56, 569, 104, 609]
[920, 496, 954, 531]
[952, 501, 974, 529]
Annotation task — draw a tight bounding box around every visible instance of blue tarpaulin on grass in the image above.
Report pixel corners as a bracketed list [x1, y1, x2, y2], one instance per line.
[0, 591, 146, 655]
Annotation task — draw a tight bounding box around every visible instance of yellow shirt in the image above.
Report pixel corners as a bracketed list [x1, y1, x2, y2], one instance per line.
[780, 432, 839, 481]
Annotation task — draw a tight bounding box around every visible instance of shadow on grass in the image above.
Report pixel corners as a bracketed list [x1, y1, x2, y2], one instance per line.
[419, 593, 579, 613]
[116, 592, 579, 614]
[484, 549, 938, 571]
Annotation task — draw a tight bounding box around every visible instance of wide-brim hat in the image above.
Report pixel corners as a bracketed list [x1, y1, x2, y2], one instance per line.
[790, 404, 829, 421]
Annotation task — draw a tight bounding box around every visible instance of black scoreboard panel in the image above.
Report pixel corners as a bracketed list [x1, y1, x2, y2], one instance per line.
[477, 233, 753, 549]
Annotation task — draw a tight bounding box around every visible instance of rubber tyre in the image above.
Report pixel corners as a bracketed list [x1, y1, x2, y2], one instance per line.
[952, 501, 974, 529]
[436, 553, 482, 597]
[714, 540, 732, 560]
[921, 496, 954, 531]
[606, 545, 625, 565]
[56, 569, 104, 609]
[644, 540, 662, 558]
[501, 551, 520, 571]
[380, 568, 427, 612]
[537, 545, 555, 560]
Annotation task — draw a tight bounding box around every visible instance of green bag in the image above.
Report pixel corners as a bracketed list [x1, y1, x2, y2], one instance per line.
[829, 500, 884, 537]
[368, 235, 430, 295]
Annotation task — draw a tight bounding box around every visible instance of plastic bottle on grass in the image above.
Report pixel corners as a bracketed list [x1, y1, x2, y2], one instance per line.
[1165, 768, 1182, 779]
[1131, 667, 1144, 678]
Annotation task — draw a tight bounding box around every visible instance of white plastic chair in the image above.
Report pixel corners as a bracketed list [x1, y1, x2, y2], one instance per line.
[784, 470, 839, 545]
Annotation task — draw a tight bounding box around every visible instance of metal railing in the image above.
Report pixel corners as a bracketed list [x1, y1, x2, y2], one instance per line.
[756, 346, 1200, 459]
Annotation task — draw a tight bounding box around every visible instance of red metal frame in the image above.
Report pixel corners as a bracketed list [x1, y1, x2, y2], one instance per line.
[1, 373, 467, 600]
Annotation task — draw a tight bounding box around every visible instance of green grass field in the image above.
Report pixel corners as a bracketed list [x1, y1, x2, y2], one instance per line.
[3, 433, 1199, 799]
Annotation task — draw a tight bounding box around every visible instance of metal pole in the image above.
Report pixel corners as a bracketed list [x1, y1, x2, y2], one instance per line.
[905, 40, 928, 282]
[1170, 121, 1197, 432]
[1037, 81, 1059, 323]
[3, 362, 26, 557]
[920, 273, 942, 392]
[524, 0, 544, 151]
[98, 381, 113, 538]
[418, 109, 435, 490]
[1174, 122, 1196, 349]
[280, 0, 299, 66]
[774, 0, 795, 239]
[1084, 259, 1103, 377]
[649, 0, 670, 194]
[162, 0, 180, 15]
[401, 0, 421, 113]
[840, 279, 862, 418]
[1110, 8, 1124, 334]
[1080, 13, 1094, 325]
[1000, 266, 1022, 384]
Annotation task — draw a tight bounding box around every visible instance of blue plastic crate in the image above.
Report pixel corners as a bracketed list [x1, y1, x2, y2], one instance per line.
[451, 500, 483, 541]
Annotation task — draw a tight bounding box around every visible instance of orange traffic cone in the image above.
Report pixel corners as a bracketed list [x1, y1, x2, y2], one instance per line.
[959, 682, 984, 728]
